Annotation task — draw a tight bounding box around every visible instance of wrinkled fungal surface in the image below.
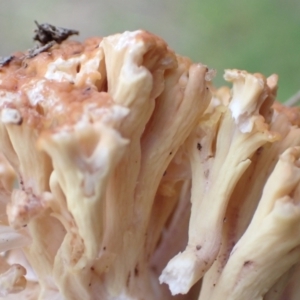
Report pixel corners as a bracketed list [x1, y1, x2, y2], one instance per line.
[0, 30, 300, 300]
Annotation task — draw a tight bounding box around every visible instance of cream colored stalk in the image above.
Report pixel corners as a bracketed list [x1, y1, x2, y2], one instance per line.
[209, 147, 300, 299]
[160, 70, 278, 295]
[199, 97, 300, 300]
[99, 32, 210, 298]
[198, 77, 300, 299]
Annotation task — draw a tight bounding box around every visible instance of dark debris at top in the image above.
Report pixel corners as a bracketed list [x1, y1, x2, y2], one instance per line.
[0, 21, 79, 67]
[33, 21, 79, 45]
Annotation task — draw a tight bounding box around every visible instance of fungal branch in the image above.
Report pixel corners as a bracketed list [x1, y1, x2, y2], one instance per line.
[0, 25, 300, 300]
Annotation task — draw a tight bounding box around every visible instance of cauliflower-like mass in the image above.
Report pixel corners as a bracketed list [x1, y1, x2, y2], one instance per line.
[0, 30, 299, 300]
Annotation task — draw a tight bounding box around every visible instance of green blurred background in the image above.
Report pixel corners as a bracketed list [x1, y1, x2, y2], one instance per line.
[0, 0, 299, 101]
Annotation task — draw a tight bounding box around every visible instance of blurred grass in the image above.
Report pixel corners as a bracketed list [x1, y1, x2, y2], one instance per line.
[0, 0, 299, 101]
